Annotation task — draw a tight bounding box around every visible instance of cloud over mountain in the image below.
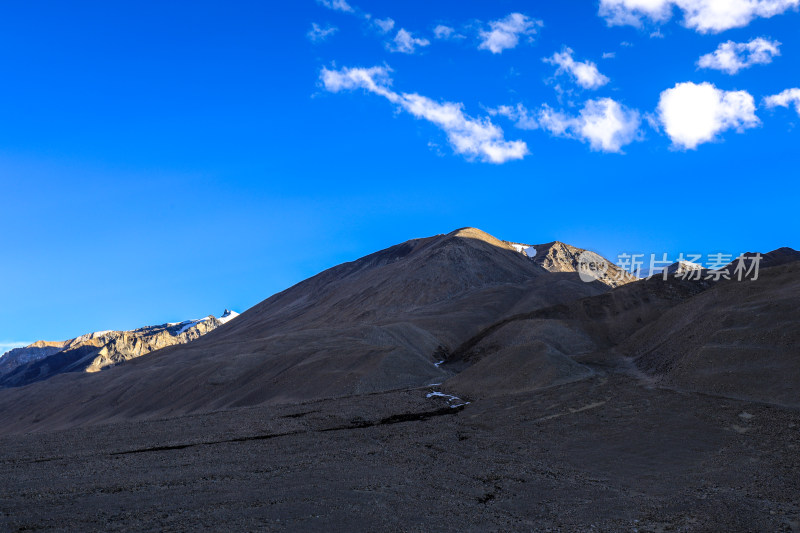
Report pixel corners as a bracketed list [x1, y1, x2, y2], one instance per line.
[317, 0, 354, 13]
[599, 0, 800, 33]
[544, 47, 610, 89]
[657, 81, 759, 149]
[764, 88, 800, 115]
[388, 29, 430, 54]
[320, 66, 528, 163]
[697, 38, 781, 74]
[493, 99, 641, 153]
[478, 13, 542, 54]
[307, 22, 338, 42]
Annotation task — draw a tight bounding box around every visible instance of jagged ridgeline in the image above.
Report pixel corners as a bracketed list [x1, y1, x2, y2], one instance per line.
[0, 310, 238, 387]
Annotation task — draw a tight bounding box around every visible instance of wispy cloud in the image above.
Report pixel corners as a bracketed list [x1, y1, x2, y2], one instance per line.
[599, 0, 800, 33]
[764, 88, 800, 115]
[320, 66, 528, 163]
[544, 47, 610, 89]
[317, 0, 354, 13]
[433, 25, 463, 40]
[478, 13, 542, 54]
[373, 17, 395, 33]
[387, 29, 430, 54]
[307, 22, 338, 43]
[491, 99, 641, 153]
[697, 38, 781, 74]
[657, 81, 759, 149]
[488, 104, 540, 130]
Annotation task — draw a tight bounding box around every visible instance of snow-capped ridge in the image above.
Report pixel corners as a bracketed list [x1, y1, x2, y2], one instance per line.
[0, 308, 240, 386]
[219, 309, 239, 324]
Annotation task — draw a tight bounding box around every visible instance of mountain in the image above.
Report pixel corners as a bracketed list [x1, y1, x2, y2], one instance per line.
[664, 259, 704, 275]
[0, 228, 614, 431]
[0, 310, 238, 388]
[0, 230, 797, 433]
[506, 240, 637, 287]
[1, 229, 799, 531]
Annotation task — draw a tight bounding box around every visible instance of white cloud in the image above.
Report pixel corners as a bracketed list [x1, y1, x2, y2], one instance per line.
[764, 88, 800, 114]
[657, 81, 759, 149]
[388, 29, 430, 54]
[478, 13, 542, 54]
[544, 48, 610, 90]
[307, 23, 338, 42]
[433, 25, 462, 39]
[602, 52, 616, 59]
[374, 17, 395, 33]
[698, 37, 781, 74]
[317, 0, 354, 13]
[599, 0, 800, 33]
[489, 104, 540, 130]
[492, 99, 641, 153]
[540, 99, 642, 152]
[320, 66, 528, 163]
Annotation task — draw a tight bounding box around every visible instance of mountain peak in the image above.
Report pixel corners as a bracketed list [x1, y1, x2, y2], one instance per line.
[219, 309, 239, 324]
[448, 227, 516, 251]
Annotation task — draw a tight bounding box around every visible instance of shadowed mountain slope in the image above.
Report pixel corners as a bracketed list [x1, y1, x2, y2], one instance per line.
[439, 249, 799, 405]
[3, 231, 796, 435]
[0, 228, 611, 433]
[625, 259, 800, 407]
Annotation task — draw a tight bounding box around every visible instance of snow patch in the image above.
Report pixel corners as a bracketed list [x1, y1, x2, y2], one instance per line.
[427, 391, 470, 408]
[509, 242, 538, 258]
[219, 309, 239, 324]
[175, 316, 214, 335]
[676, 260, 703, 270]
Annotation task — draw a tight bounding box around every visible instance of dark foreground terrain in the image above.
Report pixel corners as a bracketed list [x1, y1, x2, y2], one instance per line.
[2, 361, 798, 532]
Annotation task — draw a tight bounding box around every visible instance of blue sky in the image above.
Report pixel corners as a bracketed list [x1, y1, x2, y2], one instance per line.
[1, 0, 798, 347]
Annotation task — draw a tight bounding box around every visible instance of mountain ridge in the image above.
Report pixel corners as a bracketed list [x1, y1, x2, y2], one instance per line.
[0, 228, 797, 434]
[0, 310, 239, 388]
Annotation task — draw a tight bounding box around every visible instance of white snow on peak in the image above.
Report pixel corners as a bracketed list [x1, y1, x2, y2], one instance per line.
[172, 310, 238, 335]
[175, 316, 213, 335]
[219, 309, 239, 324]
[72, 330, 112, 343]
[676, 260, 703, 270]
[509, 242, 538, 258]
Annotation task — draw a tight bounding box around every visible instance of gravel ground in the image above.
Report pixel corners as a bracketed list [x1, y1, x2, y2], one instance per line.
[1, 371, 798, 532]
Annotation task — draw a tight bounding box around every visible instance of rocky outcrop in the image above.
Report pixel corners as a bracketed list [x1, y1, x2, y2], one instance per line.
[506, 240, 637, 288]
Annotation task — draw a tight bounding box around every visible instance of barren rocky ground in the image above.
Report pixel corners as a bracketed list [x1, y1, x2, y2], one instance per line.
[2, 361, 798, 532]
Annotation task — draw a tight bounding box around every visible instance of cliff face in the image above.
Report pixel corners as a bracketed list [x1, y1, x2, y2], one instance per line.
[0, 310, 238, 387]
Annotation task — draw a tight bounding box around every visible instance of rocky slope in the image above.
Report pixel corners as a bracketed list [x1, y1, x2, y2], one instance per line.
[506, 240, 638, 287]
[0, 228, 616, 431]
[0, 310, 238, 388]
[0, 229, 796, 434]
[625, 260, 800, 406]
